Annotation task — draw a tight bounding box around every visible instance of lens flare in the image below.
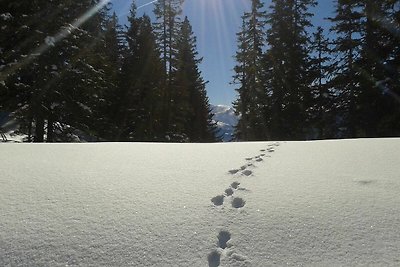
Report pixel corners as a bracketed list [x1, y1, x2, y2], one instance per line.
[1, 0, 111, 82]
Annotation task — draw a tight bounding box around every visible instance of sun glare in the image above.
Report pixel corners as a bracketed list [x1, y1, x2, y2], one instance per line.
[184, 0, 249, 66]
[1, 0, 112, 82]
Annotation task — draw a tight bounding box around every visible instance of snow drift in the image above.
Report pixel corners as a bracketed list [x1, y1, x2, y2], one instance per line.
[1, 138, 399, 266]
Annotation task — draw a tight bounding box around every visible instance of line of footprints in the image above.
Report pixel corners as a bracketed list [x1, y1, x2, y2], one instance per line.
[208, 142, 280, 267]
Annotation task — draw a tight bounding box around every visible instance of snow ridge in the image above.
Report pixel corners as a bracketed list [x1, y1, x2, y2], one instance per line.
[208, 142, 281, 266]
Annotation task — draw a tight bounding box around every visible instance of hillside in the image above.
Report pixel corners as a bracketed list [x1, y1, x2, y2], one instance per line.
[211, 105, 238, 142]
[1, 139, 400, 266]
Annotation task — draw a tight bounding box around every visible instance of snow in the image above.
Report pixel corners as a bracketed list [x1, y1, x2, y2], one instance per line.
[0, 13, 13, 21]
[0, 113, 27, 143]
[45, 36, 56, 47]
[212, 105, 237, 142]
[212, 105, 237, 126]
[0, 139, 400, 266]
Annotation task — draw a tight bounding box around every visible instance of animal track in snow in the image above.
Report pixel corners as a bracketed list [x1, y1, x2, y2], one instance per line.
[260, 149, 266, 152]
[232, 197, 245, 208]
[211, 195, 224, 206]
[231, 253, 248, 262]
[355, 179, 375, 185]
[240, 165, 247, 170]
[237, 187, 249, 192]
[241, 169, 252, 176]
[231, 182, 240, 189]
[225, 188, 234, 196]
[208, 250, 221, 267]
[245, 157, 253, 161]
[218, 231, 231, 249]
[228, 169, 239, 175]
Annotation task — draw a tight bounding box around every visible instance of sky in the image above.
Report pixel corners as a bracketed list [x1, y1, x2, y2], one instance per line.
[111, 0, 335, 106]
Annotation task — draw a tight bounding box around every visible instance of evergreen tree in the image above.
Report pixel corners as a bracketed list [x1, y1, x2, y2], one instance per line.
[47, 1, 116, 142]
[356, 1, 390, 137]
[380, 0, 400, 135]
[175, 17, 219, 142]
[233, 0, 268, 141]
[129, 15, 164, 141]
[264, 0, 317, 140]
[0, 0, 59, 142]
[329, 0, 363, 138]
[232, 18, 250, 141]
[153, 0, 184, 137]
[117, 4, 164, 141]
[94, 11, 125, 140]
[308, 27, 335, 138]
[364, 0, 400, 136]
[1, 0, 115, 142]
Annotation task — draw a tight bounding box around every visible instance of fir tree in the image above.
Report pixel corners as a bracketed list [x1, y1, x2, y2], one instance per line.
[329, 0, 363, 138]
[308, 27, 334, 138]
[383, 0, 400, 135]
[95, 11, 125, 140]
[153, 0, 184, 137]
[130, 15, 164, 141]
[367, 0, 400, 136]
[264, 0, 317, 140]
[175, 17, 219, 142]
[1, 0, 115, 142]
[117, 4, 164, 141]
[233, 0, 268, 141]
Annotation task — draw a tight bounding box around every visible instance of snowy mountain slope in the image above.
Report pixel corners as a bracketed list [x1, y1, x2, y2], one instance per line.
[1, 139, 400, 266]
[0, 112, 26, 142]
[211, 105, 238, 142]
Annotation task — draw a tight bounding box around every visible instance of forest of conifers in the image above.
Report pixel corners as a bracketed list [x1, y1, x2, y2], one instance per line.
[0, 0, 218, 142]
[1, 0, 399, 142]
[234, 0, 400, 140]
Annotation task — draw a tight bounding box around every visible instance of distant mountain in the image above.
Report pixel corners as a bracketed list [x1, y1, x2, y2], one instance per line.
[211, 105, 238, 142]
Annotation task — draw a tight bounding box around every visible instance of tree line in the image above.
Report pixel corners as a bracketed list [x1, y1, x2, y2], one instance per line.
[233, 0, 400, 141]
[0, 0, 219, 142]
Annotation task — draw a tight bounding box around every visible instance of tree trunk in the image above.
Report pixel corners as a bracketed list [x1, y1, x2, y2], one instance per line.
[47, 113, 54, 142]
[34, 115, 45, 143]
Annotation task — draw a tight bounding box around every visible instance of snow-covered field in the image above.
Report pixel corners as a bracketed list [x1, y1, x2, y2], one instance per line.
[1, 139, 400, 266]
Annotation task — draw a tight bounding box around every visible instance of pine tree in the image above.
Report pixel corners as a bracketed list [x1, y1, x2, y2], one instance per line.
[93, 11, 125, 140]
[115, 2, 140, 140]
[308, 27, 334, 138]
[153, 0, 184, 138]
[175, 17, 219, 142]
[0, 0, 57, 142]
[46, 0, 116, 142]
[232, 18, 250, 141]
[264, 0, 317, 140]
[366, 0, 400, 136]
[355, 1, 390, 137]
[381, 0, 400, 135]
[329, 0, 363, 138]
[233, 0, 268, 141]
[1, 0, 116, 142]
[130, 15, 164, 141]
[117, 3, 164, 141]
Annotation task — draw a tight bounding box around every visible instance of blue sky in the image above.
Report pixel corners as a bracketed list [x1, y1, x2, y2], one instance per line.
[111, 0, 335, 106]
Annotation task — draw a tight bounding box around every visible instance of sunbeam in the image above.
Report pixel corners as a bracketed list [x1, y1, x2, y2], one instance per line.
[0, 0, 111, 82]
